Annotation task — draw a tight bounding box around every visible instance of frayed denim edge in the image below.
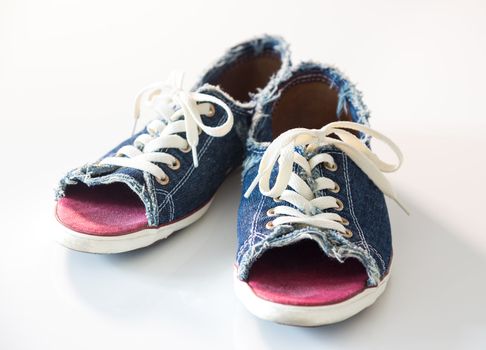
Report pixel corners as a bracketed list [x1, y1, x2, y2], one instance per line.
[248, 54, 292, 139]
[55, 165, 158, 226]
[241, 138, 267, 179]
[196, 34, 290, 83]
[250, 61, 372, 143]
[195, 34, 292, 106]
[250, 38, 291, 101]
[237, 226, 381, 287]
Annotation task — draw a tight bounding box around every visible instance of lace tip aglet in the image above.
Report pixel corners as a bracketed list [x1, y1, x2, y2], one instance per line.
[192, 151, 199, 168]
[244, 178, 259, 199]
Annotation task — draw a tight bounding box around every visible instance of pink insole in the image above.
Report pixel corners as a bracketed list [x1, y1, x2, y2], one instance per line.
[247, 240, 368, 306]
[56, 183, 147, 236]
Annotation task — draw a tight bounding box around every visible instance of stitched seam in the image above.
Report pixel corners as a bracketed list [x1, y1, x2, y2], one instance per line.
[156, 189, 175, 221]
[169, 135, 213, 195]
[157, 116, 226, 213]
[323, 150, 383, 267]
[343, 153, 370, 252]
[237, 196, 265, 259]
[157, 137, 210, 214]
[237, 195, 266, 260]
[169, 115, 225, 194]
[277, 75, 333, 93]
[367, 244, 386, 271]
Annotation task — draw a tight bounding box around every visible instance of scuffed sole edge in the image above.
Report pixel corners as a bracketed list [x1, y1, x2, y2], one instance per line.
[54, 200, 213, 254]
[234, 270, 390, 327]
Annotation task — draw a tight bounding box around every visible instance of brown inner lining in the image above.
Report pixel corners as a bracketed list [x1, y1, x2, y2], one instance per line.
[214, 53, 282, 102]
[271, 78, 352, 139]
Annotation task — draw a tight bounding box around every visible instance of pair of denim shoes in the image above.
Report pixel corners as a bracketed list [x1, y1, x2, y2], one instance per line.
[55, 35, 405, 326]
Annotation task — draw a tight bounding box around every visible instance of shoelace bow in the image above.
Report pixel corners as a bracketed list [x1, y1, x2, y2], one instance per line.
[100, 72, 234, 182]
[244, 121, 408, 235]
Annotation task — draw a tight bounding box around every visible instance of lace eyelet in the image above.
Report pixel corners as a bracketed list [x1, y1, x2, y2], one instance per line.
[342, 229, 353, 238]
[206, 103, 216, 117]
[340, 217, 350, 226]
[265, 221, 275, 230]
[325, 162, 338, 172]
[169, 159, 180, 170]
[273, 197, 282, 203]
[156, 175, 170, 185]
[330, 183, 340, 193]
[267, 208, 276, 216]
[335, 199, 344, 211]
[181, 144, 191, 153]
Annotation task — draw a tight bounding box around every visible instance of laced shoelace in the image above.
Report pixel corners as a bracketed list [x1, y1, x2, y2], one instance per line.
[100, 72, 234, 184]
[244, 121, 408, 237]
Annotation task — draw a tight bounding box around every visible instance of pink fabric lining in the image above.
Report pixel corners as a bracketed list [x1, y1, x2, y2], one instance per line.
[247, 240, 368, 306]
[56, 183, 148, 236]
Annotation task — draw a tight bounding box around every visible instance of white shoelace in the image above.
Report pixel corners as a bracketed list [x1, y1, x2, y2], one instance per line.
[100, 72, 234, 182]
[244, 121, 408, 236]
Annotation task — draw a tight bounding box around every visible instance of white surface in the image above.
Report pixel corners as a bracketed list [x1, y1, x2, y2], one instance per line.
[234, 271, 390, 327]
[1, 0, 486, 349]
[56, 200, 212, 254]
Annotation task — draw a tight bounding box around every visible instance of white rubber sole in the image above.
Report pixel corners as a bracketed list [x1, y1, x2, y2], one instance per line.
[234, 270, 390, 327]
[55, 200, 212, 254]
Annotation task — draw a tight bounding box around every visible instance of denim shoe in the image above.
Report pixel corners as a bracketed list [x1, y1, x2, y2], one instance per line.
[234, 62, 406, 326]
[55, 35, 291, 254]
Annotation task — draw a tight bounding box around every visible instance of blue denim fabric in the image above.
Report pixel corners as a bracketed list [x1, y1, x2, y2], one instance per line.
[236, 62, 391, 287]
[56, 35, 291, 228]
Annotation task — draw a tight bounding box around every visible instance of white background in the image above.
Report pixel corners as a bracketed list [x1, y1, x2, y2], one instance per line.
[1, 0, 485, 349]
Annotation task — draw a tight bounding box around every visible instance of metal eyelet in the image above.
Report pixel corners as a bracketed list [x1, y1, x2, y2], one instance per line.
[266, 208, 276, 216]
[169, 159, 180, 170]
[335, 199, 344, 211]
[342, 229, 353, 238]
[325, 162, 338, 172]
[206, 103, 216, 117]
[340, 217, 350, 226]
[156, 175, 169, 185]
[330, 183, 340, 193]
[273, 197, 282, 203]
[181, 144, 191, 153]
[265, 221, 275, 230]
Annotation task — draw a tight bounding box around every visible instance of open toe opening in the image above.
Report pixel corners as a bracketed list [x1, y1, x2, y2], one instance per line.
[247, 240, 368, 306]
[56, 183, 147, 236]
